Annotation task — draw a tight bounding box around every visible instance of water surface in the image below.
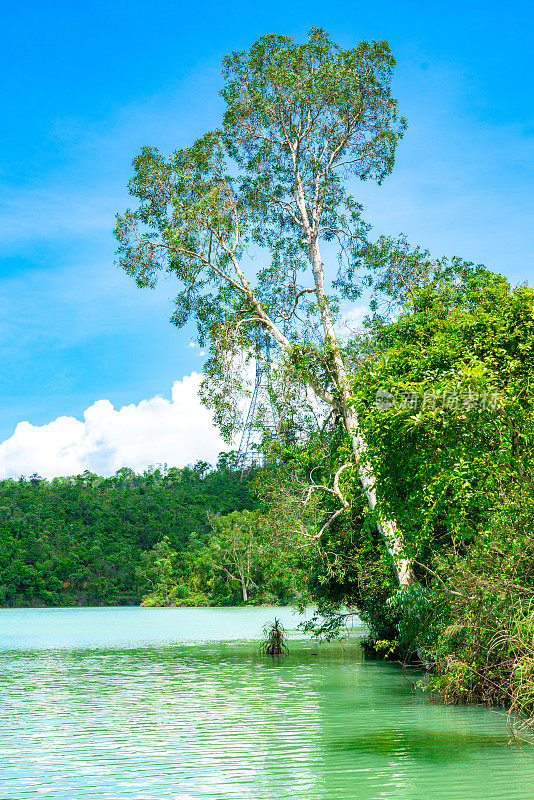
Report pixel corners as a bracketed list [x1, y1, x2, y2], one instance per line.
[0, 607, 532, 799]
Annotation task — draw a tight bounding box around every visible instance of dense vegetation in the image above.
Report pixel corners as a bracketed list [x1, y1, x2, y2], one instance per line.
[0, 459, 304, 607]
[266, 265, 534, 733]
[357, 268, 534, 728]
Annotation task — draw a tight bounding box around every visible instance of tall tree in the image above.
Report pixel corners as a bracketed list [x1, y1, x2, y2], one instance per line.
[208, 510, 268, 602]
[115, 29, 415, 586]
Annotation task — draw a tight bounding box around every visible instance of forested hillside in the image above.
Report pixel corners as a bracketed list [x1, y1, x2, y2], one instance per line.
[0, 460, 257, 606]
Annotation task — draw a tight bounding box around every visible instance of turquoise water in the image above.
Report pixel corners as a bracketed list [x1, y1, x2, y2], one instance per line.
[0, 607, 532, 799]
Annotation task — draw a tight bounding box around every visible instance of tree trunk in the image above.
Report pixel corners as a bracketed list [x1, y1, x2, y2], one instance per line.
[343, 405, 415, 587]
[241, 581, 248, 602]
[308, 234, 416, 588]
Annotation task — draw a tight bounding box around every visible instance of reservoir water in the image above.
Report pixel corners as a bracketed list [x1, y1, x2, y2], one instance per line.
[0, 606, 532, 799]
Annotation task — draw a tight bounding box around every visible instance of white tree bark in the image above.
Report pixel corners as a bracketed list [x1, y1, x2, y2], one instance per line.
[343, 405, 415, 587]
[304, 214, 416, 586]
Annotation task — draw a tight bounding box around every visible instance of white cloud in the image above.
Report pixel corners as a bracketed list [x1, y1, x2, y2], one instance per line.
[0, 374, 226, 479]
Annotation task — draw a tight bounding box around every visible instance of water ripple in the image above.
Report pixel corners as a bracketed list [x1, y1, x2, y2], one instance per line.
[0, 607, 532, 799]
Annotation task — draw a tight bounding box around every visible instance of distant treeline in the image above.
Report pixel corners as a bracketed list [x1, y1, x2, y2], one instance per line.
[0, 458, 263, 607]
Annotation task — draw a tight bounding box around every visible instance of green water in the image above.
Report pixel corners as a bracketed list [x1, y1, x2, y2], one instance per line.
[0, 607, 532, 799]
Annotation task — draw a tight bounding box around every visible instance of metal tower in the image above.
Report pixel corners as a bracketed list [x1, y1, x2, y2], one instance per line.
[236, 328, 278, 469]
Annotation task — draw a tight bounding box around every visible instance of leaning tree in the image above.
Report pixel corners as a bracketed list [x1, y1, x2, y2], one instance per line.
[115, 28, 415, 586]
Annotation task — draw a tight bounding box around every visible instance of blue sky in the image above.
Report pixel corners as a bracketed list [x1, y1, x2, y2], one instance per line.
[0, 0, 532, 473]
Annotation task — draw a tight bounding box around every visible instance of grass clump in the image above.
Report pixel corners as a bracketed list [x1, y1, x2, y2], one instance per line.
[260, 618, 289, 655]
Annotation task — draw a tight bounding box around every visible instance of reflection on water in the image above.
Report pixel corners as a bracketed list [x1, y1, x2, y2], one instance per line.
[0, 607, 532, 799]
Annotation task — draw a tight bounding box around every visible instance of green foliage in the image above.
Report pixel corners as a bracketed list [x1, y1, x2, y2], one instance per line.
[352, 272, 534, 566]
[141, 508, 312, 607]
[260, 424, 400, 644]
[347, 270, 534, 726]
[0, 461, 256, 607]
[417, 499, 534, 730]
[139, 539, 213, 607]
